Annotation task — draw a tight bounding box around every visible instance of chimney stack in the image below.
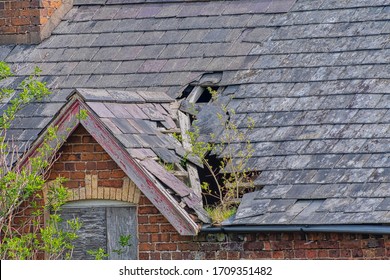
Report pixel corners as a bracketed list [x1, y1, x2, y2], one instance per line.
[0, 0, 73, 45]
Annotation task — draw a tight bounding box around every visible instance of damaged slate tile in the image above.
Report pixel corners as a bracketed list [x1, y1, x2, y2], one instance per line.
[111, 118, 139, 134]
[127, 148, 156, 160]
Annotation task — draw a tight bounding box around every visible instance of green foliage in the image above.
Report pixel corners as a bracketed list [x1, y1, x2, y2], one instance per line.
[87, 234, 132, 259]
[113, 234, 132, 255]
[87, 248, 109, 260]
[76, 109, 88, 121]
[183, 87, 255, 223]
[0, 61, 12, 80]
[0, 61, 80, 260]
[205, 205, 237, 225]
[0, 66, 50, 130]
[160, 160, 175, 172]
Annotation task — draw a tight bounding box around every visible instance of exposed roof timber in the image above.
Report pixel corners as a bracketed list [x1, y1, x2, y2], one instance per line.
[177, 107, 202, 199]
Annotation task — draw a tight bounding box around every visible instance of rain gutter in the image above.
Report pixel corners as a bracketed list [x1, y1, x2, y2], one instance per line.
[200, 224, 390, 235]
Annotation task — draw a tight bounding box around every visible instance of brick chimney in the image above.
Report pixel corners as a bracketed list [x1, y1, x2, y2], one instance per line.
[0, 0, 73, 44]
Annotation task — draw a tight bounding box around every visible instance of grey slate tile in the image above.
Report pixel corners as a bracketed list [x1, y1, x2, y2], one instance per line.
[267, 0, 296, 13]
[115, 61, 144, 74]
[69, 47, 100, 61]
[13, 117, 51, 129]
[87, 102, 115, 118]
[158, 44, 189, 59]
[93, 61, 121, 74]
[368, 168, 390, 183]
[138, 60, 167, 73]
[77, 88, 114, 102]
[111, 118, 139, 134]
[364, 154, 390, 168]
[242, 28, 274, 43]
[115, 134, 143, 149]
[92, 47, 121, 61]
[91, 20, 120, 33]
[343, 183, 378, 198]
[360, 139, 390, 153]
[91, 33, 121, 47]
[375, 198, 390, 211]
[331, 139, 367, 153]
[335, 154, 371, 169]
[316, 198, 354, 213]
[92, 6, 120, 20]
[73, 62, 101, 75]
[136, 45, 166, 59]
[114, 6, 140, 19]
[152, 147, 181, 164]
[115, 32, 145, 46]
[235, 198, 271, 220]
[34, 103, 64, 117]
[344, 198, 384, 213]
[267, 199, 296, 213]
[338, 168, 375, 184]
[310, 184, 349, 199]
[284, 185, 317, 199]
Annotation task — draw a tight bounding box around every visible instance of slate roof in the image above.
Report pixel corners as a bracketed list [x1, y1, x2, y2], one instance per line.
[1, 0, 390, 228]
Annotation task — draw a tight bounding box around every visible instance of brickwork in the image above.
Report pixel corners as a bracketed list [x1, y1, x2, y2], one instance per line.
[0, 0, 70, 44]
[47, 125, 141, 204]
[138, 194, 390, 260]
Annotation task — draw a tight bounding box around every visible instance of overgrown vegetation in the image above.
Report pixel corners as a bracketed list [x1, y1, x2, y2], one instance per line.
[180, 87, 255, 224]
[87, 234, 132, 260]
[0, 61, 81, 259]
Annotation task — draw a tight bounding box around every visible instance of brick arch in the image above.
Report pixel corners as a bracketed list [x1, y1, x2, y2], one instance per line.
[45, 125, 141, 205]
[66, 176, 141, 204]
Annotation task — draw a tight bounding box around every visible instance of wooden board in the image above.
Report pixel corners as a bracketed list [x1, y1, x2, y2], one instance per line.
[107, 207, 137, 260]
[59, 207, 107, 260]
[140, 158, 190, 197]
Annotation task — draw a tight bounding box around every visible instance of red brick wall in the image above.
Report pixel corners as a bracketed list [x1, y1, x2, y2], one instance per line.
[48, 125, 127, 189]
[0, 0, 64, 44]
[138, 195, 390, 260]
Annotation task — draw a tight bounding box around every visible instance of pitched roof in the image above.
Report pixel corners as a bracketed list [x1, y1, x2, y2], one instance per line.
[1, 0, 390, 229]
[15, 88, 207, 235]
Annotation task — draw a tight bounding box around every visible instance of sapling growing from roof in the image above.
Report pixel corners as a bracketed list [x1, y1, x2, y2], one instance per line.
[181, 87, 256, 224]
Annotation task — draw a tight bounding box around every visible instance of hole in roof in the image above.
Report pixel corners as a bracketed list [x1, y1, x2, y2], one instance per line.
[181, 85, 195, 99]
[195, 87, 214, 103]
[156, 121, 165, 128]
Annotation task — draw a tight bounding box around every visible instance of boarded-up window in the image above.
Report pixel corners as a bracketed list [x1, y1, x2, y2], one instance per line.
[59, 200, 137, 260]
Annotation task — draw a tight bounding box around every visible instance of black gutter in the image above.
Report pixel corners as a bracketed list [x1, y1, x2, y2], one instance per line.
[200, 225, 390, 235]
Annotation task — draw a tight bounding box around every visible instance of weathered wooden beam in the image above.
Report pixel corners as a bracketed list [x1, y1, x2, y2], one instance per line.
[187, 86, 204, 103]
[177, 110, 203, 200]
